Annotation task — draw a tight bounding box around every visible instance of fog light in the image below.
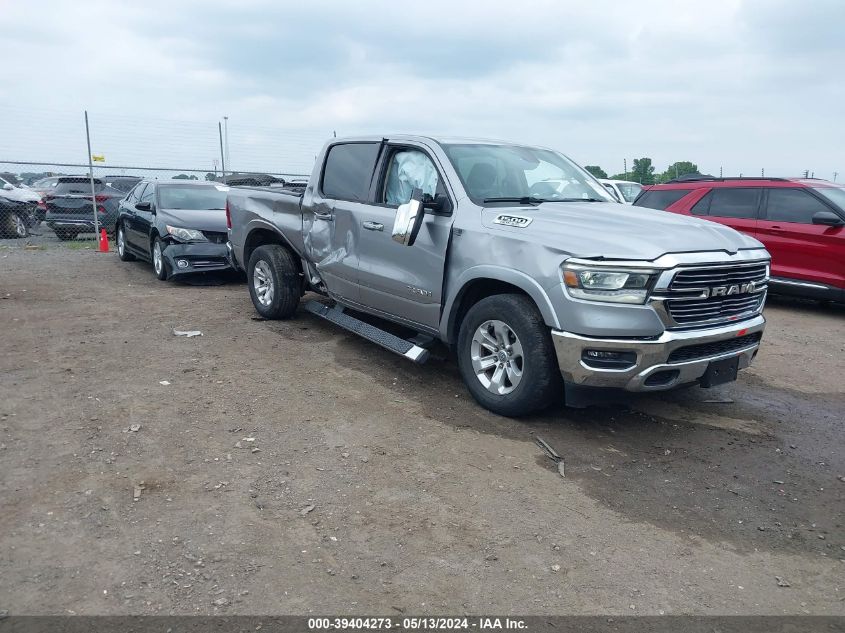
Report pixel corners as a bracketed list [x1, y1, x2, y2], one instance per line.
[581, 349, 637, 369]
[177, 259, 189, 269]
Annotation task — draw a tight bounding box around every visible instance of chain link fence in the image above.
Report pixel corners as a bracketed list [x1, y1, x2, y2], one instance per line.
[0, 106, 325, 242]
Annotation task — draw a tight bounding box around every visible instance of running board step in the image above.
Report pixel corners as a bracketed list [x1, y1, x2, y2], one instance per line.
[303, 300, 430, 363]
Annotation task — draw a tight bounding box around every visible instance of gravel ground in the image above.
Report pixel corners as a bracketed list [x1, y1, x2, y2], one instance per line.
[0, 234, 843, 616]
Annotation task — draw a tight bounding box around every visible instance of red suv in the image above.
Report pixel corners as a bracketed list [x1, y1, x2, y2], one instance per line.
[634, 177, 845, 302]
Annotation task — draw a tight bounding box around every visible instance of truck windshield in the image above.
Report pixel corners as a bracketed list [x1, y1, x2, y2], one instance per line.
[442, 143, 614, 204]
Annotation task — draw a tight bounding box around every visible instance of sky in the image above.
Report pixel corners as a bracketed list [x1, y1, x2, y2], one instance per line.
[1, 0, 843, 180]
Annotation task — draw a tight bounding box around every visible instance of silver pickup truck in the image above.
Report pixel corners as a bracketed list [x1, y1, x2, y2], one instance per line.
[227, 136, 770, 416]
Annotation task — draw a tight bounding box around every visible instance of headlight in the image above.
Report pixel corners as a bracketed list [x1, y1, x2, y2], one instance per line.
[166, 225, 207, 242]
[562, 263, 656, 304]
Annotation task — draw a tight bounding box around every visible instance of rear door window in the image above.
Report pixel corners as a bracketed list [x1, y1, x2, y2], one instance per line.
[696, 188, 761, 219]
[632, 188, 691, 210]
[321, 143, 381, 202]
[765, 188, 832, 224]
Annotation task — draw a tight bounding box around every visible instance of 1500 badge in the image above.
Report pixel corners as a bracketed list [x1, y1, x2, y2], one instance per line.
[493, 214, 533, 227]
[407, 285, 432, 297]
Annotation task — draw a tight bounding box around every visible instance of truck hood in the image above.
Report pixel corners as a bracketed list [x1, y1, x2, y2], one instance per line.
[480, 201, 763, 260]
[158, 208, 227, 232]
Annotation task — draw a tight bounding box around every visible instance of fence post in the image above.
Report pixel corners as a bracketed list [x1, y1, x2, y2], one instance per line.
[84, 110, 100, 237]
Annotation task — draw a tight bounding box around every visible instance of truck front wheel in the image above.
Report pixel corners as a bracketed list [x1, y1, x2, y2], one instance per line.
[247, 244, 300, 319]
[457, 294, 561, 417]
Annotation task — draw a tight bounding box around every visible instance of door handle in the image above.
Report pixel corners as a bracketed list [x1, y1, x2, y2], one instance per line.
[362, 221, 384, 231]
[314, 212, 333, 221]
[770, 225, 783, 231]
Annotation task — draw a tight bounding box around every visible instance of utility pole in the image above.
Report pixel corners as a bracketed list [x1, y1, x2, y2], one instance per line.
[761, 168, 765, 177]
[84, 110, 100, 237]
[623, 159, 627, 181]
[218, 122, 227, 182]
[834, 172, 839, 182]
[719, 166, 723, 178]
[223, 116, 230, 173]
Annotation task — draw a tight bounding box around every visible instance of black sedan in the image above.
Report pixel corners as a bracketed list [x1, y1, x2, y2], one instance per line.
[115, 180, 233, 280]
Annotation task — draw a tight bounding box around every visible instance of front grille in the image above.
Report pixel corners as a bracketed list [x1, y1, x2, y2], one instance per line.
[202, 231, 227, 244]
[665, 262, 768, 327]
[667, 333, 762, 363]
[671, 263, 768, 290]
[192, 258, 226, 269]
[668, 293, 764, 325]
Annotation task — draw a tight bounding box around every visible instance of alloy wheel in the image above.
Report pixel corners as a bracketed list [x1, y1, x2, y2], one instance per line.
[13, 214, 26, 238]
[470, 319, 524, 395]
[253, 260, 274, 307]
[153, 240, 163, 275]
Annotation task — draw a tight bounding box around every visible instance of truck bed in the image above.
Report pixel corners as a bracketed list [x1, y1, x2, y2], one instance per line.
[227, 185, 308, 260]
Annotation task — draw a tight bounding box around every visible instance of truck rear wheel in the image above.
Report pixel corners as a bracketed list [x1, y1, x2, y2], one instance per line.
[457, 293, 561, 417]
[247, 244, 300, 319]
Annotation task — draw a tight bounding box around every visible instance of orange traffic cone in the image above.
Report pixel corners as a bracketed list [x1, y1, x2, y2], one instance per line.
[99, 228, 110, 253]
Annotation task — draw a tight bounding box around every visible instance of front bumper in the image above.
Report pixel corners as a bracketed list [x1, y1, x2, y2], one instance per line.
[552, 315, 765, 391]
[162, 242, 233, 277]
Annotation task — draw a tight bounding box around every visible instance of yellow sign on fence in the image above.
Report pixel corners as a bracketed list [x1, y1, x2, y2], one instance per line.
[92, 154, 105, 162]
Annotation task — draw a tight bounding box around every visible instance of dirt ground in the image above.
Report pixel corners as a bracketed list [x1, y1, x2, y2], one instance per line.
[1, 234, 844, 616]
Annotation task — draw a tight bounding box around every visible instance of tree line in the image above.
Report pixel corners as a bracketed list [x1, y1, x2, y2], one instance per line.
[583, 159, 700, 185]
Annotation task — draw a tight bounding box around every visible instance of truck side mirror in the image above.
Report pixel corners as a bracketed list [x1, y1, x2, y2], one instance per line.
[392, 188, 425, 246]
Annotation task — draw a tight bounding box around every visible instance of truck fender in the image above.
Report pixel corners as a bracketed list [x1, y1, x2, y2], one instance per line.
[440, 265, 562, 343]
[242, 218, 304, 265]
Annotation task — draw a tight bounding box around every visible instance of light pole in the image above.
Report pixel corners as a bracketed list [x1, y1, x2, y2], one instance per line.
[223, 116, 230, 173]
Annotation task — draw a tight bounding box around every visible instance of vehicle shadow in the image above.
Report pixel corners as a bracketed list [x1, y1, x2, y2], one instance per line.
[293, 308, 843, 557]
[765, 293, 845, 315]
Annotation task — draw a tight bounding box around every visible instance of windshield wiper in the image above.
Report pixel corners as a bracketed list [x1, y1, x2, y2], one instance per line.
[555, 197, 606, 202]
[482, 196, 545, 205]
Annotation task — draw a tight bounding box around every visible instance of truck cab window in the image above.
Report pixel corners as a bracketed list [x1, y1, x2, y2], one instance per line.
[321, 142, 381, 202]
[384, 149, 439, 206]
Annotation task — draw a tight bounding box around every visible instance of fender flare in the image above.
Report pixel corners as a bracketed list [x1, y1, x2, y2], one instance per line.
[242, 219, 303, 265]
[440, 265, 561, 343]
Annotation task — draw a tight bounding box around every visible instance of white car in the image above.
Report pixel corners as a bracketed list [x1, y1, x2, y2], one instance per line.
[598, 179, 643, 204]
[0, 175, 41, 238]
[0, 175, 41, 204]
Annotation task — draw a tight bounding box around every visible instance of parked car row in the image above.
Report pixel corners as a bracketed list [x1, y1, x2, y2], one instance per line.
[0, 174, 143, 240]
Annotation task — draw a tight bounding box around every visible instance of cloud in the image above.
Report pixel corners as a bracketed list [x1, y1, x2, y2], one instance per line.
[1, 0, 842, 179]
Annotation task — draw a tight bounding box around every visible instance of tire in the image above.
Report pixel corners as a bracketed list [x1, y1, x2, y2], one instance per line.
[457, 293, 562, 417]
[11, 213, 28, 238]
[151, 236, 168, 280]
[247, 244, 300, 319]
[1, 211, 28, 238]
[116, 223, 135, 261]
